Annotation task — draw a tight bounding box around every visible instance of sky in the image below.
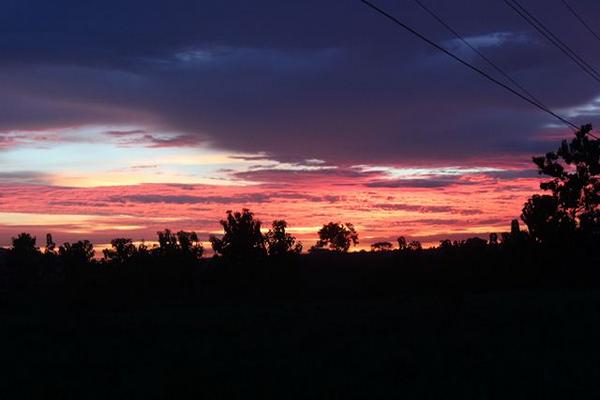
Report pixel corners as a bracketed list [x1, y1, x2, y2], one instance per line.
[2, 0, 600, 251]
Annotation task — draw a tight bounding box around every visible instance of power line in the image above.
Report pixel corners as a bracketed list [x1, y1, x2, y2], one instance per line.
[508, 0, 600, 81]
[503, 0, 600, 83]
[411, 0, 548, 112]
[359, 0, 586, 134]
[560, 0, 600, 44]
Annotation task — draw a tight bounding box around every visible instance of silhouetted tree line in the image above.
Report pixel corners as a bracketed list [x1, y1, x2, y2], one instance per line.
[0, 126, 598, 302]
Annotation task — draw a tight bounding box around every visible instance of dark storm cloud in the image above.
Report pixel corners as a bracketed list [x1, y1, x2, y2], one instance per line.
[2, 0, 600, 163]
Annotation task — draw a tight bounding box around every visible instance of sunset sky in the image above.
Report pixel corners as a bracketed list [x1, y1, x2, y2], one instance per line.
[2, 0, 600, 250]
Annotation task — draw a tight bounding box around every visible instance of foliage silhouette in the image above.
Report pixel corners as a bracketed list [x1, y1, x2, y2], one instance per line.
[157, 230, 203, 257]
[45, 233, 57, 256]
[407, 240, 422, 251]
[210, 209, 266, 263]
[59, 240, 95, 264]
[265, 220, 302, 257]
[9, 233, 40, 287]
[175, 231, 204, 259]
[522, 195, 576, 243]
[522, 124, 600, 245]
[312, 222, 359, 252]
[11, 233, 38, 257]
[103, 238, 137, 264]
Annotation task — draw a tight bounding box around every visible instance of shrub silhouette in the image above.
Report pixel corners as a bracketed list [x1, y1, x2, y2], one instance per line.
[313, 222, 358, 252]
[265, 220, 302, 256]
[210, 209, 266, 262]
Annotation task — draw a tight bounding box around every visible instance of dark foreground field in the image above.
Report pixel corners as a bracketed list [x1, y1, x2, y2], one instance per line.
[3, 287, 600, 399]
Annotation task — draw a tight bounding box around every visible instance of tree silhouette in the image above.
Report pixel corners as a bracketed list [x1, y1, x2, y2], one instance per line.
[462, 237, 488, 249]
[59, 240, 95, 264]
[152, 229, 203, 262]
[439, 239, 453, 250]
[11, 233, 38, 257]
[103, 238, 137, 264]
[397, 236, 407, 251]
[210, 209, 266, 262]
[313, 222, 358, 252]
[407, 240, 422, 251]
[176, 231, 204, 259]
[156, 229, 179, 255]
[370, 241, 393, 252]
[522, 124, 600, 243]
[265, 220, 302, 257]
[10, 233, 40, 286]
[522, 195, 575, 243]
[45, 233, 57, 256]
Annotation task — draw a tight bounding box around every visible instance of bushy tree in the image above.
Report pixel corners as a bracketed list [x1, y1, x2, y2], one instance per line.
[522, 124, 600, 243]
[156, 229, 179, 254]
[103, 238, 138, 264]
[407, 240, 422, 251]
[10, 233, 40, 285]
[11, 233, 39, 257]
[265, 220, 302, 257]
[313, 222, 358, 252]
[59, 240, 95, 264]
[462, 237, 488, 249]
[154, 229, 203, 259]
[522, 195, 576, 243]
[439, 239, 453, 250]
[210, 209, 266, 262]
[175, 231, 204, 259]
